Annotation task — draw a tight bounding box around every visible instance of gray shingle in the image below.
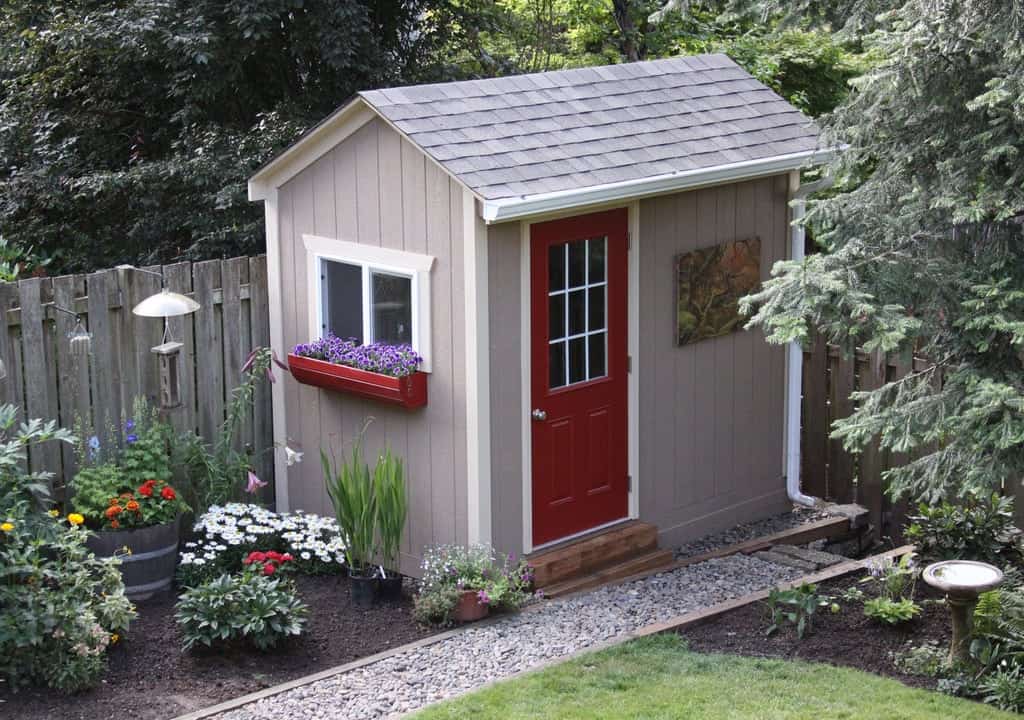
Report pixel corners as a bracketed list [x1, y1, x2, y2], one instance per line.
[359, 54, 820, 200]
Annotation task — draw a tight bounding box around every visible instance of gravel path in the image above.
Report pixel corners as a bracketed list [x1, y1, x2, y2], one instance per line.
[212, 554, 802, 720]
[673, 506, 836, 559]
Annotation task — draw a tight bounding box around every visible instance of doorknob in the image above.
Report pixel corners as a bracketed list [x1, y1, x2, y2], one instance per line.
[531, 408, 547, 421]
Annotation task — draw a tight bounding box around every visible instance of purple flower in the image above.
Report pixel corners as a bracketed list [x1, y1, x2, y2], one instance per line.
[292, 335, 422, 377]
[126, 434, 138, 444]
[477, 590, 490, 605]
[245, 470, 268, 494]
[125, 419, 135, 431]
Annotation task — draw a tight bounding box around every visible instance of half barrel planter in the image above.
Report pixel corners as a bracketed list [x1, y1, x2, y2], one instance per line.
[87, 518, 180, 602]
[287, 354, 427, 409]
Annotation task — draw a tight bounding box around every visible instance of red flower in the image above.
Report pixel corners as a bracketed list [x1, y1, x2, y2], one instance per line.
[244, 551, 266, 565]
[266, 551, 283, 562]
[160, 486, 176, 501]
[263, 563, 276, 576]
[281, 553, 294, 563]
[109, 519, 120, 529]
[137, 484, 153, 497]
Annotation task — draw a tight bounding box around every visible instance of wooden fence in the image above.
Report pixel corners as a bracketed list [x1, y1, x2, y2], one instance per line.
[0, 256, 273, 496]
[801, 336, 1024, 541]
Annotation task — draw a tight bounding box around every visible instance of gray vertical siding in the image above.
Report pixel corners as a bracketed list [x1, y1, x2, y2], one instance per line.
[638, 175, 791, 547]
[485, 174, 792, 556]
[487, 222, 524, 556]
[276, 118, 468, 575]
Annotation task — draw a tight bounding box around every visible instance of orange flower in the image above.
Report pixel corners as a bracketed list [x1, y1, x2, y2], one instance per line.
[105, 505, 123, 519]
[126, 500, 140, 512]
[109, 519, 120, 529]
[108, 497, 120, 507]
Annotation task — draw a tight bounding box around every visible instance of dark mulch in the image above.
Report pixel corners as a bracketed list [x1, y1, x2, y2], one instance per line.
[682, 572, 953, 691]
[1, 574, 438, 720]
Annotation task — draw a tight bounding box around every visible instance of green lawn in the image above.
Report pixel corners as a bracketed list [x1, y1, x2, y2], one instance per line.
[412, 635, 1013, 720]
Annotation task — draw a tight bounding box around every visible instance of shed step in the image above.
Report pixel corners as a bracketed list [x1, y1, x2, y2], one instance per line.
[541, 548, 675, 598]
[767, 544, 847, 570]
[529, 521, 658, 588]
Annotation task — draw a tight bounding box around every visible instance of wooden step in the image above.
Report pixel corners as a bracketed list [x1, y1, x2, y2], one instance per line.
[529, 521, 659, 588]
[541, 548, 676, 598]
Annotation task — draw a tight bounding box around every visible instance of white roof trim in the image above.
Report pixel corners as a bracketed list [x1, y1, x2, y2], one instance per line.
[480, 148, 838, 224]
[248, 99, 376, 201]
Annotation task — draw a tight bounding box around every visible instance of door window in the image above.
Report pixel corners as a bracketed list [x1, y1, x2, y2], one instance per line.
[548, 236, 607, 389]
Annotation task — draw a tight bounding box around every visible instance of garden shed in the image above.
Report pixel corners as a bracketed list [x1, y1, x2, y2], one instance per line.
[248, 54, 829, 577]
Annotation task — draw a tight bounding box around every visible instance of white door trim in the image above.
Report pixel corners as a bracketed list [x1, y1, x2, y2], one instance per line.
[519, 205, 640, 555]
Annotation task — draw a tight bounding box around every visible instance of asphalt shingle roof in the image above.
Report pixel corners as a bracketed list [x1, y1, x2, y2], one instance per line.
[360, 54, 820, 201]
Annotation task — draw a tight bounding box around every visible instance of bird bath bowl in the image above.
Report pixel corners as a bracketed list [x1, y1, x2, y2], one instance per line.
[923, 560, 1004, 663]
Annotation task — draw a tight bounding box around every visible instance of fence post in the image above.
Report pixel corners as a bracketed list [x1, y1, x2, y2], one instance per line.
[857, 349, 887, 540]
[801, 332, 829, 498]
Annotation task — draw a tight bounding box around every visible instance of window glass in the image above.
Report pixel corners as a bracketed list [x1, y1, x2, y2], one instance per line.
[547, 235, 609, 390]
[323, 259, 363, 343]
[370, 271, 413, 345]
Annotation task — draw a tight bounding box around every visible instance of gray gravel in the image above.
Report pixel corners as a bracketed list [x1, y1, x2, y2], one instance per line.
[212, 554, 802, 720]
[673, 505, 835, 559]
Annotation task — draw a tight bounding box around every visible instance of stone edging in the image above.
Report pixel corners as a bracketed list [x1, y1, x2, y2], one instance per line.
[173, 543, 912, 720]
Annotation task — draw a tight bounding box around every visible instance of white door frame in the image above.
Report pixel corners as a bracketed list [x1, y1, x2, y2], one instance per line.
[520, 202, 641, 554]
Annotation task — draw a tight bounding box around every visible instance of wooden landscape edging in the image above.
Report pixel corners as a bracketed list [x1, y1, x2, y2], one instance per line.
[170, 542, 915, 720]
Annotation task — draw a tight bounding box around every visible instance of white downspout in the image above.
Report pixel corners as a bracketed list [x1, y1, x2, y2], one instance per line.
[786, 173, 833, 507]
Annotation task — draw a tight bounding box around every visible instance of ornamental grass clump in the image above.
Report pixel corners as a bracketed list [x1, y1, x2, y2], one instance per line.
[373, 447, 407, 578]
[293, 335, 422, 377]
[175, 552, 308, 651]
[322, 437, 377, 578]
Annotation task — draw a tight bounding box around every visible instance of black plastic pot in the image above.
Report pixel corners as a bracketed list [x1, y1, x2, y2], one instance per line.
[349, 573, 379, 607]
[379, 572, 403, 601]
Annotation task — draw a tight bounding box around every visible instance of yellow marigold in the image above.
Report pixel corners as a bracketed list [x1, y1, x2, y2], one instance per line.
[110, 633, 119, 644]
[67, 513, 85, 526]
[47, 509, 59, 517]
[1, 522, 13, 532]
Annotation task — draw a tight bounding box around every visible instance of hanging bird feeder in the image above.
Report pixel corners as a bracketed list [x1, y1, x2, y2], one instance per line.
[51, 305, 92, 358]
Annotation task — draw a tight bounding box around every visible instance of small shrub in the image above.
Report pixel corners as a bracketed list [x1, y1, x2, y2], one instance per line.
[864, 597, 921, 624]
[905, 493, 1019, 563]
[765, 583, 837, 639]
[891, 640, 950, 677]
[175, 554, 307, 651]
[981, 664, 1024, 712]
[861, 552, 919, 602]
[412, 585, 461, 627]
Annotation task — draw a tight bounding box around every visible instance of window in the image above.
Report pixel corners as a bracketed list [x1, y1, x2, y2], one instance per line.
[304, 235, 435, 371]
[549, 236, 607, 389]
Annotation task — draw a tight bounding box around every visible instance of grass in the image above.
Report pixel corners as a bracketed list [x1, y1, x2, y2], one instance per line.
[412, 635, 1013, 719]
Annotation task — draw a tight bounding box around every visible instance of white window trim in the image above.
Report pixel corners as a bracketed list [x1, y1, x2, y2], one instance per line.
[303, 234, 435, 373]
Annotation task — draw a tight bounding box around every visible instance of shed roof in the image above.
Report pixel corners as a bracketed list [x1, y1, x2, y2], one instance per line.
[359, 54, 820, 202]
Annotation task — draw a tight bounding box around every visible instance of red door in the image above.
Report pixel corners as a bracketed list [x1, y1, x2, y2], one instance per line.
[531, 208, 629, 547]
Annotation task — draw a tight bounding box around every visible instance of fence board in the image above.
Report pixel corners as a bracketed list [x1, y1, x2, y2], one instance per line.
[801, 333, 828, 498]
[827, 345, 855, 501]
[0, 257, 272, 496]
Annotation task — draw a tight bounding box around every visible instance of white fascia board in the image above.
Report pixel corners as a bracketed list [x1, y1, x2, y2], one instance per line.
[248, 99, 376, 201]
[480, 148, 838, 224]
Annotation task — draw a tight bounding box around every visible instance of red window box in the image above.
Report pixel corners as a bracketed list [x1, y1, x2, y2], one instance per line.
[287, 354, 427, 409]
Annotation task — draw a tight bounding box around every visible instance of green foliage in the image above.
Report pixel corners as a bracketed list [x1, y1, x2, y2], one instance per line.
[980, 664, 1024, 713]
[971, 586, 1024, 673]
[764, 582, 836, 639]
[905, 494, 1019, 563]
[861, 552, 919, 602]
[864, 597, 921, 625]
[118, 398, 173, 485]
[175, 565, 308, 651]
[176, 347, 279, 510]
[416, 544, 534, 626]
[373, 447, 407, 573]
[0, 2, 443, 271]
[68, 463, 123, 522]
[891, 640, 952, 678]
[412, 584, 462, 627]
[0, 404, 134, 693]
[322, 436, 377, 576]
[741, 0, 1024, 504]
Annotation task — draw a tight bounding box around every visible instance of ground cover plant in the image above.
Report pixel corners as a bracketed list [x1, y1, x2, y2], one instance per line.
[411, 634, 1013, 719]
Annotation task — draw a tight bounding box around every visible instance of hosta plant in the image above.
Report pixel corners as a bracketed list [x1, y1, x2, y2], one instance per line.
[175, 553, 308, 651]
[864, 597, 921, 625]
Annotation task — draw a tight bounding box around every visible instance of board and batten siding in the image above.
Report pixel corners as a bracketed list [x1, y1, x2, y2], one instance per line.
[637, 174, 790, 547]
[275, 117, 468, 575]
[486, 174, 791, 556]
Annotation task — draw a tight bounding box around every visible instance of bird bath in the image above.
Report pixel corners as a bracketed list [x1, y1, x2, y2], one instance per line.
[922, 560, 1004, 663]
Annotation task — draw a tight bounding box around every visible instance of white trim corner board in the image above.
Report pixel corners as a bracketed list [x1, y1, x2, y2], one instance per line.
[263, 190, 291, 512]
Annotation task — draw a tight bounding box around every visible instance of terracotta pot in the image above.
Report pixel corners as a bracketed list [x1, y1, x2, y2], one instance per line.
[86, 518, 179, 602]
[453, 589, 489, 623]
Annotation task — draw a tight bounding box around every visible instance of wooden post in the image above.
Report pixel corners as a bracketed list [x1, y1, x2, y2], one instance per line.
[801, 332, 829, 498]
[857, 349, 887, 540]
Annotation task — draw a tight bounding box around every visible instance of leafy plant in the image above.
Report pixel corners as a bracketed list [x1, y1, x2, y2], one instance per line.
[864, 597, 921, 625]
[861, 553, 920, 603]
[176, 347, 283, 510]
[70, 467, 188, 530]
[412, 585, 462, 627]
[175, 557, 307, 651]
[905, 494, 1018, 564]
[0, 405, 135, 693]
[373, 447, 407, 574]
[322, 436, 377, 577]
[765, 583, 837, 639]
[980, 664, 1024, 713]
[118, 398, 173, 485]
[891, 641, 951, 678]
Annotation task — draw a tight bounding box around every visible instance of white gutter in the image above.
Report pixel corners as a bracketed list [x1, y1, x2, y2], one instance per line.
[481, 148, 836, 224]
[786, 173, 834, 507]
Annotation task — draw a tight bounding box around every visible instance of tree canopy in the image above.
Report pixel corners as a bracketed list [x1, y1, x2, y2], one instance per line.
[743, 0, 1024, 502]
